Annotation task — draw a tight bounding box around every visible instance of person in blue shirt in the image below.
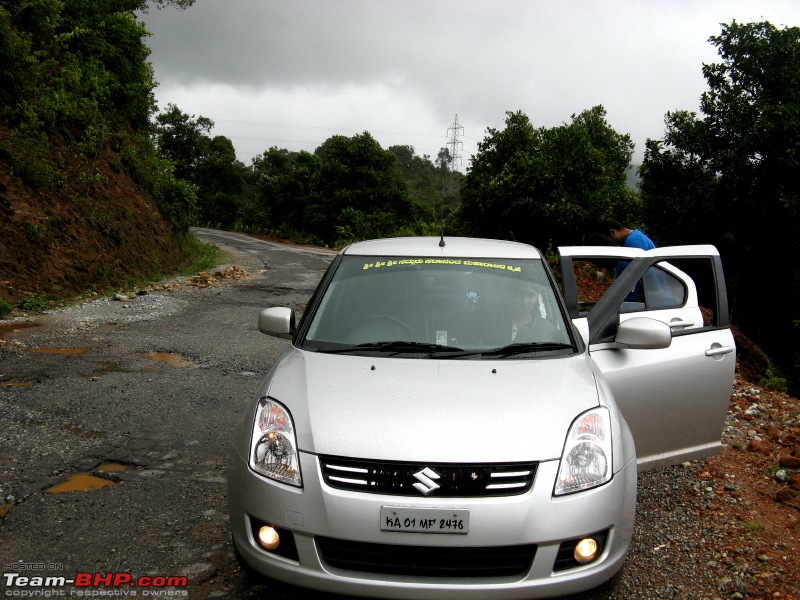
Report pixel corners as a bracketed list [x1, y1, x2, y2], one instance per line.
[602, 219, 656, 251]
[600, 219, 656, 302]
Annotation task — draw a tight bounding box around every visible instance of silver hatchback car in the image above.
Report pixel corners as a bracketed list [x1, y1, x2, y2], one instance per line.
[227, 236, 736, 599]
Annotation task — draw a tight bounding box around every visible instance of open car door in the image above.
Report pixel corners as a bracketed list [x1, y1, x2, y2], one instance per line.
[558, 245, 736, 471]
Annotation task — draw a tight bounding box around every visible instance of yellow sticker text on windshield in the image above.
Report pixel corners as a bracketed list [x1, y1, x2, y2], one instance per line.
[362, 259, 521, 272]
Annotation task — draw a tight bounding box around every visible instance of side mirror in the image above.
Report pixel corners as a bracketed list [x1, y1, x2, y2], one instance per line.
[258, 307, 295, 339]
[615, 317, 671, 349]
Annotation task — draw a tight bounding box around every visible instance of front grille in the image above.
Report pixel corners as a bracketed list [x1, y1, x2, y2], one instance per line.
[319, 456, 537, 497]
[317, 537, 537, 578]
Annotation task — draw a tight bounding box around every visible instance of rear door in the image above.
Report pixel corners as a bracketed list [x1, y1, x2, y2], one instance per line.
[558, 245, 736, 471]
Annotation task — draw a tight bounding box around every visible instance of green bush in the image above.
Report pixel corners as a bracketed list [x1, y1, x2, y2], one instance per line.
[0, 297, 13, 318]
[26, 222, 48, 243]
[762, 367, 788, 393]
[154, 176, 199, 233]
[16, 294, 49, 313]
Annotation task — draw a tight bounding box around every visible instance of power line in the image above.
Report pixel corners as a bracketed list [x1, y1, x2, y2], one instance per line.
[200, 116, 476, 166]
[214, 119, 448, 140]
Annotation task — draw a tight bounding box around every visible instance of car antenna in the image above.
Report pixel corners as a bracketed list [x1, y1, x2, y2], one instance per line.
[439, 229, 445, 247]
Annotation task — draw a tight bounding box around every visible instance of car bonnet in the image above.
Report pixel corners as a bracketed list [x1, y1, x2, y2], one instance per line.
[265, 350, 600, 464]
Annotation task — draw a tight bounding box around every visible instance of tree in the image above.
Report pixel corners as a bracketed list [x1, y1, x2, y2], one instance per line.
[387, 144, 463, 210]
[153, 104, 250, 226]
[0, 0, 199, 235]
[309, 132, 414, 246]
[460, 107, 635, 249]
[153, 103, 213, 181]
[250, 147, 320, 236]
[194, 135, 247, 227]
[640, 21, 800, 390]
[0, 0, 195, 132]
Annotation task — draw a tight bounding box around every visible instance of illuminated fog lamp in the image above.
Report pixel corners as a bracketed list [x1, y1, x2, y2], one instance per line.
[573, 537, 599, 564]
[257, 525, 281, 551]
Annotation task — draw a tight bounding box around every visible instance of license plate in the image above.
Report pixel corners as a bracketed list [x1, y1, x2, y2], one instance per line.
[380, 506, 469, 534]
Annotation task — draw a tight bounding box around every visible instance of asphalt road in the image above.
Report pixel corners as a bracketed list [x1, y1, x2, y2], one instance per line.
[1, 229, 721, 600]
[0, 228, 338, 599]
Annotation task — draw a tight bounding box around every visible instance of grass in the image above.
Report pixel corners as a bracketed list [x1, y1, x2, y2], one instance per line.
[0, 298, 13, 319]
[16, 294, 50, 313]
[26, 222, 48, 243]
[742, 520, 768, 533]
[178, 235, 225, 275]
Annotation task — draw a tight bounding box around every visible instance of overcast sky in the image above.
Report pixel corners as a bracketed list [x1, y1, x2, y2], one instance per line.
[139, 0, 800, 170]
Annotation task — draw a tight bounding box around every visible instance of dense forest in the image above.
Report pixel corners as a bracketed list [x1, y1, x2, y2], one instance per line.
[151, 103, 464, 247]
[0, 2, 798, 392]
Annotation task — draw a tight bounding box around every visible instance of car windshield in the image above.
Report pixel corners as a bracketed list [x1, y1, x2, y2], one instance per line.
[300, 255, 574, 358]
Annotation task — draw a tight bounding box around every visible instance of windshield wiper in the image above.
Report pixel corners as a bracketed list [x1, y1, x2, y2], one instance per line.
[359, 341, 466, 355]
[480, 342, 573, 358]
[315, 341, 571, 358]
[431, 341, 574, 359]
[315, 341, 465, 355]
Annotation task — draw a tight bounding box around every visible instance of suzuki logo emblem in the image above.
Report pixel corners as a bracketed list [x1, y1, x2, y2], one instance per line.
[412, 467, 441, 496]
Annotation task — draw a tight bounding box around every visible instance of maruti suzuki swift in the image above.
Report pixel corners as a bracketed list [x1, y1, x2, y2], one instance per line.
[227, 236, 735, 599]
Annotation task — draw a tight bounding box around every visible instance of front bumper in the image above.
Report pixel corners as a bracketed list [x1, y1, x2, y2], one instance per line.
[227, 450, 636, 599]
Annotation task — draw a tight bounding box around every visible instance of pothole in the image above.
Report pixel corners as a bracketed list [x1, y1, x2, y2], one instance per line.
[46, 473, 116, 493]
[0, 320, 40, 337]
[144, 352, 195, 367]
[28, 347, 88, 356]
[45, 463, 129, 493]
[97, 462, 128, 473]
[64, 425, 105, 439]
[86, 360, 127, 378]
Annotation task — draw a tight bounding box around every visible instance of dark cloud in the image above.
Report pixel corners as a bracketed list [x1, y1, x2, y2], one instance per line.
[139, 0, 800, 164]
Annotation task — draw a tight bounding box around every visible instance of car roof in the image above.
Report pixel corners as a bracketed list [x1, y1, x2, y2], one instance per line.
[340, 236, 543, 259]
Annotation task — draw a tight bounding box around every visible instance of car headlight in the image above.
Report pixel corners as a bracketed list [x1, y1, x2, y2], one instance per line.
[554, 407, 612, 496]
[249, 398, 302, 487]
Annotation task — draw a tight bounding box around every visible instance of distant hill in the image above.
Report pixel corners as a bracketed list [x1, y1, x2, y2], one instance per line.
[626, 164, 641, 190]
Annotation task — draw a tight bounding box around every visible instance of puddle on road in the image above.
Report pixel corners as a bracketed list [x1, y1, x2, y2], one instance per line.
[29, 347, 88, 356]
[45, 463, 128, 493]
[86, 356, 192, 379]
[86, 361, 127, 378]
[46, 473, 116, 493]
[97, 463, 128, 473]
[144, 352, 195, 367]
[1, 380, 33, 388]
[4, 347, 87, 386]
[0, 321, 40, 337]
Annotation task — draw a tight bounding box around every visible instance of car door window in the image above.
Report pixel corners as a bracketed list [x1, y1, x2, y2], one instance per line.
[558, 247, 736, 471]
[640, 265, 685, 309]
[561, 252, 706, 334]
[566, 258, 687, 316]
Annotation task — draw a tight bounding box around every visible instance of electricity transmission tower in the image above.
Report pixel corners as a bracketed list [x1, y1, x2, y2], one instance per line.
[439, 115, 464, 228]
[446, 114, 464, 173]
